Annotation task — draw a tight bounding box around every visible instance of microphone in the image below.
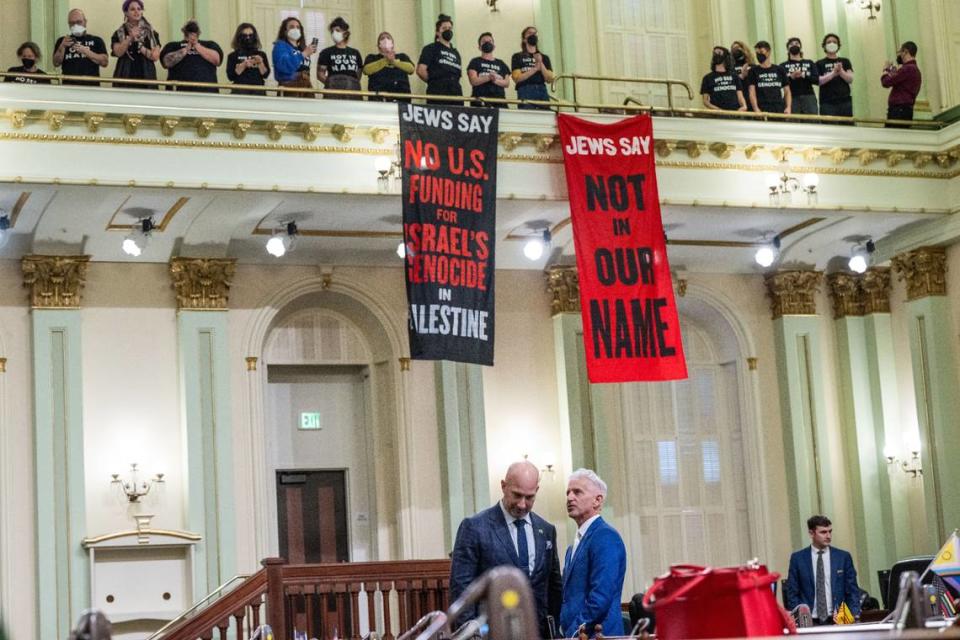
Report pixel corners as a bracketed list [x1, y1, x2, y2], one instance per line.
[450, 618, 483, 640]
[399, 611, 447, 640]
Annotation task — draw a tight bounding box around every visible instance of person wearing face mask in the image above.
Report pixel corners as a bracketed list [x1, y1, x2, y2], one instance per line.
[511, 26, 554, 110]
[417, 14, 463, 105]
[700, 46, 746, 112]
[363, 32, 414, 102]
[317, 17, 363, 99]
[780, 37, 819, 116]
[747, 41, 791, 115]
[160, 20, 223, 92]
[816, 34, 854, 120]
[53, 9, 108, 86]
[226, 23, 270, 95]
[730, 40, 754, 82]
[5, 42, 51, 84]
[111, 0, 161, 89]
[467, 33, 510, 107]
[272, 16, 317, 97]
[881, 41, 921, 126]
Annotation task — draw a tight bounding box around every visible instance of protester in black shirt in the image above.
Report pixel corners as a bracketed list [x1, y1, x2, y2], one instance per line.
[700, 46, 745, 112]
[467, 32, 510, 107]
[816, 33, 854, 120]
[730, 40, 754, 82]
[511, 25, 554, 110]
[160, 20, 222, 92]
[5, 42, 51, 84]
[111, 0, 161, 89]
[226, 23, 269, 95]
[416, 13, 463, 104]
[53, 9, 108, 85]
[748, 41, 790, 114]
[363, 31, 414, 101]
[317, 16, 363, 99]
[780, 37, 819, 116]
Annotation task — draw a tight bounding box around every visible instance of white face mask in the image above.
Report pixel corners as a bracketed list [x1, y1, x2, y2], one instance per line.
[70, 23, 86, 37]
[379, 39, 394, 51]
[287, 28, 301, 41]
[824, 42, 839, 54]
[332, 29, 344, 44]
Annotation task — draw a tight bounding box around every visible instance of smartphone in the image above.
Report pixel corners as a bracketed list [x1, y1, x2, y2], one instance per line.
[311, 37, 319, 48]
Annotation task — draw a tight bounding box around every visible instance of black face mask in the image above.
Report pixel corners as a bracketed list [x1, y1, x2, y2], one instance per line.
[896, 55, 904, 65]
[441, 29, 453, 42]
[711, 53, 725, 67]
[733, 50, 746, 64]
[526, 34, 538, 47]
[480, 42, 494, 54]
[788, 45, 801, 56]
[756, 52, 768, 63]
[240, 34, 256, 49]
[21, 57, 35, 69]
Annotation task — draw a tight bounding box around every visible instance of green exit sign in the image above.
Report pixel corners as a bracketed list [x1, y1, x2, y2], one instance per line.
[299, 412, 321, 430]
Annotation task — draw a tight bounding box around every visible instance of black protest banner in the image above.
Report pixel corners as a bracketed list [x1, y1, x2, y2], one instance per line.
[400, 103, 498, 365]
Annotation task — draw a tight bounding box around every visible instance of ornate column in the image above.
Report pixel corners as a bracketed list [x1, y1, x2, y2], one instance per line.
[169, 257, 237, 597]
[891, 247, 958, 548]
[765, 270, 837, 549]
[826, 269, 902, 593]
[22, 255, 90, 640]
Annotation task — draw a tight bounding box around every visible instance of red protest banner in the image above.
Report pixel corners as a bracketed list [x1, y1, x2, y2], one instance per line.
[557, 113, 687, 383]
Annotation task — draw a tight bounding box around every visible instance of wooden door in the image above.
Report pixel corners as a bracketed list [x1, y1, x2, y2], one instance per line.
[277, 469, 349, 564]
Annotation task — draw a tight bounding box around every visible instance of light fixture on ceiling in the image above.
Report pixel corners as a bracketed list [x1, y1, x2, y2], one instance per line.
[765, 171, 818, 206]
[122, 217, 155, 257]
[111, 462, 165, 503]
[848, 239, 876, 274]
[0, 212, 10, 247]
[266, 221, 298, 258]
[485, 0, 499, 12]
[523, 229, 552, 261]
[847, 0, 880, 19]
[375, 146, 402, 192]
[754, 234, 781, 268]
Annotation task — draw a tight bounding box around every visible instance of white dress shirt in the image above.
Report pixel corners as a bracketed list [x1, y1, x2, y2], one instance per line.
[811, 545, 832, 617]
[500, 501, 536, 574]
[570, 514, 600, 562]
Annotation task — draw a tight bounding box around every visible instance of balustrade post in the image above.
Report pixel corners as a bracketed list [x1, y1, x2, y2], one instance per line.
[264, 557, 288, 639]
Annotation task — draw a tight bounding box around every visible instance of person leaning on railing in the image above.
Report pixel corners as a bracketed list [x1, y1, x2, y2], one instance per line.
[416, 13, 463, 105]
[317, 16, 363, 100]
[227, 23, 270, 95]
[781, 37, 819, 116]
[511, 26, 554, 110]
[747, 40, 791, 115]
[467, 32, 510, 108]
[700, 46, 746, 112]
[816, 33, 854, 121]
[160, 20, 222, 93]
[272, 16, 317, 97]
[53, 8, 108, 86]
[363, 31, 414, 102]
[111, 0, 160, 89]
[5, 42, 51, 84]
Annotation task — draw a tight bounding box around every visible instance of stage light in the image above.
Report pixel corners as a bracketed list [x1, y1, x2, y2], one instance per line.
[754, 235, 780, 268]
[848, 239, 875, 274]
[396, 241, 406, 259]
[266, 221, 298, 258]
[523, 229, 551, 261]
[122, 218, 155, 256]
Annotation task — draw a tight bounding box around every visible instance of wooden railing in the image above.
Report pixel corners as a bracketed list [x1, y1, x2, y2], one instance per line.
[155, 557, 451, 640]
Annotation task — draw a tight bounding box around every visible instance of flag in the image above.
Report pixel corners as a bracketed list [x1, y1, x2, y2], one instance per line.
[833, 602, 855, 625]
[930, 530, 960, 593]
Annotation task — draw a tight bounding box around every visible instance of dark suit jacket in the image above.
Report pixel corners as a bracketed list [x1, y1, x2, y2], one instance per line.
[559, 517, 626, 637]
[449, 504, 562, 637]
[784, 546, 861, 618]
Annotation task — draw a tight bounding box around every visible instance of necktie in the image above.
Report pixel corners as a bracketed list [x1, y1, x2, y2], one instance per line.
[515, 519, 530, 575]
[816, 550, 827, 620]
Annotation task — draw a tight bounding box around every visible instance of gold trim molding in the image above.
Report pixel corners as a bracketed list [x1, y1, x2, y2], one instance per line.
[764, 270, 823, 319]
[892, 247, 947, 301]
[826, 270, 891, 318]
[546, 266, 580, 315]
[21, 254, 90, 309]
[82, 528, 202, 547]
[169, 257, 236, 311]
[245, 356, 258, 372]
[398, 357, 411, 372]
[0, 357, 6, 373]
[860, 267, 892, 314]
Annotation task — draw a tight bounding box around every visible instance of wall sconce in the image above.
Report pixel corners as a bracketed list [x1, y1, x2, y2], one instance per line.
[375, 145, 402, 193]
[847, 0, 880, 19]
[111, 463, 165, 502]
[884, 443, 923, 478]
[765, 171, 818, 206]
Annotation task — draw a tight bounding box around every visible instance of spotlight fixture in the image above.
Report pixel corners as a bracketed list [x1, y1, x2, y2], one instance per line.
[122, 217, 155, 257]
[523, 229, 551, 261]
[847, 0, 880, 19]
[848, 239, 876, 274]
[266, 221, 298, 258]
[396, 241, 407, 259]
[754, 235, 781, 268]
[765, 171, 818, 206]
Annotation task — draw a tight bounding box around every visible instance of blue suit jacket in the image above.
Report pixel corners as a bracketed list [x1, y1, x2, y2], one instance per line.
[784, 546, 861, 618]
[559, 517, 626, 637]
[449, 504, 562, 637]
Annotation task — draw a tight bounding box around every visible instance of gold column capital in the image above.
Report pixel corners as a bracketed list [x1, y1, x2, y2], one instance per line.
[891, 247, 947, 301]
[245, 356, 258, 372]
[764, 270, 823, 319]
[826, 272, 864, 319]
[0, 357, 6, 373]
[546, 266, 580, 315]
[169, 257, 237, 311]
[398, 357, 411, 372]
[21, 255, 91, 309]
[860, 267, 892, 314]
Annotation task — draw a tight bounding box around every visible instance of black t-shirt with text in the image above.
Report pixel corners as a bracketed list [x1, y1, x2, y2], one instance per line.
[318, 45, 363, 79]
[160, 39, 223, 90]
[780, 58, 819, 96]
[226, 49, 270, 86]
[418, 41, 462, 87]
[816, 57, 853, 104]
[55, 34, 107, 82]
[468, 56, 510, 99]
[364, 52, 413, 94]
[511, 51, 552, 88]
[3, 67, 51, 84]
[747, 64, 788, 106]
[699, 71, 742, 110]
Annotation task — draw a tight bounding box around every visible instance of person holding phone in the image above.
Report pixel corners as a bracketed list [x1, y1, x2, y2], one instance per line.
[272, 16, 316, 97]
[363, 32, 414, 102]
[111, 0, 161, 89]
[227, 23, 270, 95]
[881, 41, 921, 126]
[317, 16, 363, 99]
[160, 19, 222, 92]
[53, 8, 108, 86]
